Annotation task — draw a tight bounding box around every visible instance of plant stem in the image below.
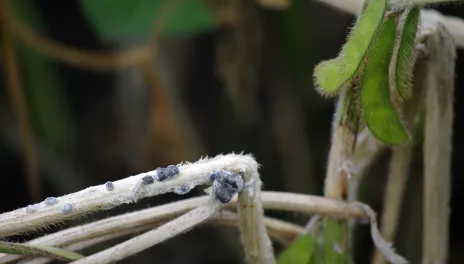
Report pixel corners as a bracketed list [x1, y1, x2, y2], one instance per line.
[325, 90, 359, 200]
[421, 22, 455, 264]
[70, 199, 222, 264]
[16, 212, 301, 264]
[0, 191, 369, 264]
[371, 144, 413, 264]
[0, 154, 253, 238]
[238, 167, 276, 264]
[322, 89, 359, 263]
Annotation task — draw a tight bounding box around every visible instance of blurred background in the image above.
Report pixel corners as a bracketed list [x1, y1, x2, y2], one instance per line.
[0, 0, 463, 263]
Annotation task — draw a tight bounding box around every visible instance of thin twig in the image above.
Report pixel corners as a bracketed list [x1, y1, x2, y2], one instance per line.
[0, 0, 41, 201]
[421, 22, 455, 264]
[316, 0, 464, 48]
[70, 198, 221, 264]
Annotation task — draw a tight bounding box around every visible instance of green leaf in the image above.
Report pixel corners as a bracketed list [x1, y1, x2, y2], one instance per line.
[79, 0, 216, 42]
[322, 219, 349, 264]
[277, 234, 316, 264]
[0, 241, 84, 261]
[391, 8, 420, 100]
[361, 15, 409, 145]
[313, 0, 387, 96]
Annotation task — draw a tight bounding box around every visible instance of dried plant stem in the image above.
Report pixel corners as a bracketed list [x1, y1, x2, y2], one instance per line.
[71, 199, 221, 264]
[316, 0, 464, 48]
[0, 190, 369, 244]
[260, 192, 366, 218]
[0, 0, 41, 201]
[421, 23, 455, 264]
[239, 169, 275, 264]
[371, 145, 413, 264]
[0, 154, 254, 238]
[325, 89, 359, 200]
[18, 211, 302, 264]
[0, 190, 369, 264]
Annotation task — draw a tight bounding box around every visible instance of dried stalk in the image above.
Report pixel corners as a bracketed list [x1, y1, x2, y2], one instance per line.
[325, 89, 359, 200]
[0, 154, 255, 237]
[260, 192, 366, 218]
[371, 145, 413, 264]
[421, 22, 455, 264]
[70, 198, 222, 264]
[238, 166, 275, 264]
[0, 191, 370, 263]
[17, 211, 302, 264]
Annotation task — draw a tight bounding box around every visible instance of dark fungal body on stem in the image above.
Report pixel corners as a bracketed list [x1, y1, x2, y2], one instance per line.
[210, 170, 244, 203]
[155, 165, 179, 182]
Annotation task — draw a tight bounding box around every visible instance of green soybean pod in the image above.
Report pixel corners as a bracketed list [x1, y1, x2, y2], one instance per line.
[391, 8, 420, 100]
[361, 16, 409, 145]
[313, 0, 386, 97]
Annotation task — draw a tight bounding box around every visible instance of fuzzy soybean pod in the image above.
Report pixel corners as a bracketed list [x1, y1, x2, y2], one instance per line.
[313, 0, 386, 96]
[361, 16, 409, 145]
[391, 8, 421, 100]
